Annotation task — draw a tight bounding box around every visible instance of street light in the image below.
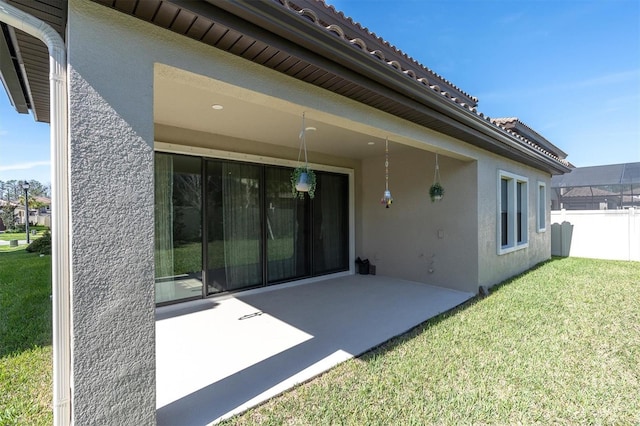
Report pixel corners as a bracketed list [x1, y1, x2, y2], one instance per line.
[22, 181, 30, 244]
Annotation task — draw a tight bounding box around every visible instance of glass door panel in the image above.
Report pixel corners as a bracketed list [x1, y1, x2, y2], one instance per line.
[313, 172, 349, 275]
[265, 166, 310, 283]
[206, 160, 263, 293]
[154, 153, 203, 304]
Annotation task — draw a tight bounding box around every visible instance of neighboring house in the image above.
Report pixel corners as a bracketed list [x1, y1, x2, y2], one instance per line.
[551, 162, 640, 210]
[12, 196, 51, 226]
[0, 0, 570, 424]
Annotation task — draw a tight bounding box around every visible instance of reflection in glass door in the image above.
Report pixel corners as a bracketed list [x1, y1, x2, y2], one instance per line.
[154, 153, 350, 304]
[313, 172, 349, 274]
[265, 167, 310, 283]
[154, 153, 203, 304]
[206, 160, 263, 294]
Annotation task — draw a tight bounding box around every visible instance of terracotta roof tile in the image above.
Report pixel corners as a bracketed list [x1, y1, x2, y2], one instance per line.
[281, 0, 478, 107]
[278, 0, 568, 168]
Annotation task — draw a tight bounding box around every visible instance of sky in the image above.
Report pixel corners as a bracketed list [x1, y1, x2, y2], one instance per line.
[1, 0, 639, 186]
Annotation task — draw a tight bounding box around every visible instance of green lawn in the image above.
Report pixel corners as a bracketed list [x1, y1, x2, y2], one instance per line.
[0, 248, 52, 425]
[0, 231, 45, 242]
[1, 255, 638, 425]
[223, 257, 640, 425]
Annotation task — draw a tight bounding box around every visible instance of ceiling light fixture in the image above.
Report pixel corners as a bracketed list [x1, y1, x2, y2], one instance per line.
[211, 104, 224, 110]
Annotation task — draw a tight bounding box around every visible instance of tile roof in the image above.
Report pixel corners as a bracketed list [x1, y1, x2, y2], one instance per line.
[284, 0, 478, 107]
[491, 117, 569, 166]
[282, 0, 569, 168]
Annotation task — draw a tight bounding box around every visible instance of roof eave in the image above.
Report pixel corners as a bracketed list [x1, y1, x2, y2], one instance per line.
[206, 0, 569, 175]
[0, 24, 29, 114]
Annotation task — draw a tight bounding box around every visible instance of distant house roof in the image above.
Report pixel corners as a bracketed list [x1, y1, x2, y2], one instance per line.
[0, 0, 571, 175]
[561, 187, 618, 198]
[552, 162, 640, 188]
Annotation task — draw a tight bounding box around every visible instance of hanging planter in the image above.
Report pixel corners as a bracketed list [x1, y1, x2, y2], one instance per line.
[430, 153, 444, 202]
[291, 112, 316, 199]
[380, 137, 393, 208]
[429, 182, 445, 202]
[291, 166, 316, 199]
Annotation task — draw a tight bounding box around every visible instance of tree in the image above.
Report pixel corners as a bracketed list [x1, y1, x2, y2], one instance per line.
[3, 180, 20, 203]
[0, 179, 50, 203]
[26, 179, 50, 198]
[0, 204, 16, 231]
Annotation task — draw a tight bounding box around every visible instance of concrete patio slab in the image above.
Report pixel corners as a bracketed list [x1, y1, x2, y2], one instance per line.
[156, 274, 474, 425]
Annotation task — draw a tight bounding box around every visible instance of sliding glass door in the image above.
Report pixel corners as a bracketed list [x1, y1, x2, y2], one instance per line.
[206, 161, 262, 294]
[313, 172, 349, 275]
[265, 167, 310, 283]
[154, 153, 203, 304]
[155, 153, 349, 304]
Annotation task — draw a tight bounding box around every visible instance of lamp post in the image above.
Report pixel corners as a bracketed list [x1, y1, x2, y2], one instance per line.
[22, 181, 30, 244]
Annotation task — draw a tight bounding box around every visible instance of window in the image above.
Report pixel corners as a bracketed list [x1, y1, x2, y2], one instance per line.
[498, 170, 528, 254]
[155, 152, 350, 304]
[537, 182, 546, 232]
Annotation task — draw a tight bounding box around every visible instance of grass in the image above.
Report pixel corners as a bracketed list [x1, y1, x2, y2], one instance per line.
[1, 255, 638, 425]
[222, 257, 640, 425]
[0, 231, 45, 241]
[0, 247, 52, 425]
[168, 238, 296, 276]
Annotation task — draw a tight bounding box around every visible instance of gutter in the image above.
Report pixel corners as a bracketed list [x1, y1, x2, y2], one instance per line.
[0, 2, 71, 425]
[207, 0, 570, 175]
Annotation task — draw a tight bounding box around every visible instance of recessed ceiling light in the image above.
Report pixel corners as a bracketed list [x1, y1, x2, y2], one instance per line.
[211, 104, 224, 110]
[368, 141, 375, 145]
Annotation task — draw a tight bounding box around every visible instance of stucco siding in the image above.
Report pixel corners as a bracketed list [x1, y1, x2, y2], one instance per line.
[477, 151, 552, 287]
[68, 1, 156, 423]
[361, 149, 479, 294]
[66, 0, 555, 421]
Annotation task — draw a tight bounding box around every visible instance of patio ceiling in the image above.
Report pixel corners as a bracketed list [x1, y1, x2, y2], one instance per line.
[155, 67, 418, 160]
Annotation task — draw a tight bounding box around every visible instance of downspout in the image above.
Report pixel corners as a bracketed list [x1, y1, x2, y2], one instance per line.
[0, 2, 71, 425]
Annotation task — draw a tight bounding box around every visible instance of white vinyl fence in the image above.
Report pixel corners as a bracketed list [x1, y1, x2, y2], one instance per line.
[551, 209, 639, 261]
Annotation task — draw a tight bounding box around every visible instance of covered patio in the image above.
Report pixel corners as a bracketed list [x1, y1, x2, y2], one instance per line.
[156, 274, 474, 424]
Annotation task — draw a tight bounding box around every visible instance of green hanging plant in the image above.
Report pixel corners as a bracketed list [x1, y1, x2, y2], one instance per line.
[429, 182, 444, 202]
[291, 166, 316, 199]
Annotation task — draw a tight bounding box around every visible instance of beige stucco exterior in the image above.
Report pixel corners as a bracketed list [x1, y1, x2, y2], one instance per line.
[65, 0, 554, 422]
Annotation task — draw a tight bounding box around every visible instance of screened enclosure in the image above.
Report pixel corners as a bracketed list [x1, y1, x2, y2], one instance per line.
[551, 162, 640, 210]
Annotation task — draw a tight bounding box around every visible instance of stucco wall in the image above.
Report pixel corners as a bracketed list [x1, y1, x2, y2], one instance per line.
[68, 1, 156, 424]
[67, 0, 555, 421]
[67, 1, 160, 423]
[360, 149, 479, 294]
[477, 152, 552, 287]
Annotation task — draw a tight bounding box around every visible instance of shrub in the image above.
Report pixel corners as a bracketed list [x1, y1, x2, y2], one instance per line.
[26, 231, 51, 255]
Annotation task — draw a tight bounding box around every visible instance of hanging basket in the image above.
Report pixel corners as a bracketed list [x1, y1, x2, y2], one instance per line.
[429, 182, 444, 202]
[291, 112, 316, 199]
[430, 153, 444, 202]
[381, 137, 393, 208]
[291, 166, 316, 199]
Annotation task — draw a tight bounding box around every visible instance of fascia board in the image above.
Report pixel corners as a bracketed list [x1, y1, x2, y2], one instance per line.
[0, 28, 28, 113]
[204, 0, 570, 175]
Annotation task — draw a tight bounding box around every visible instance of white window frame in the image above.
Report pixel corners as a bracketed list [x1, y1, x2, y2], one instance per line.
[537, 181, 547, 233]
[497, 170, 529, 255]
